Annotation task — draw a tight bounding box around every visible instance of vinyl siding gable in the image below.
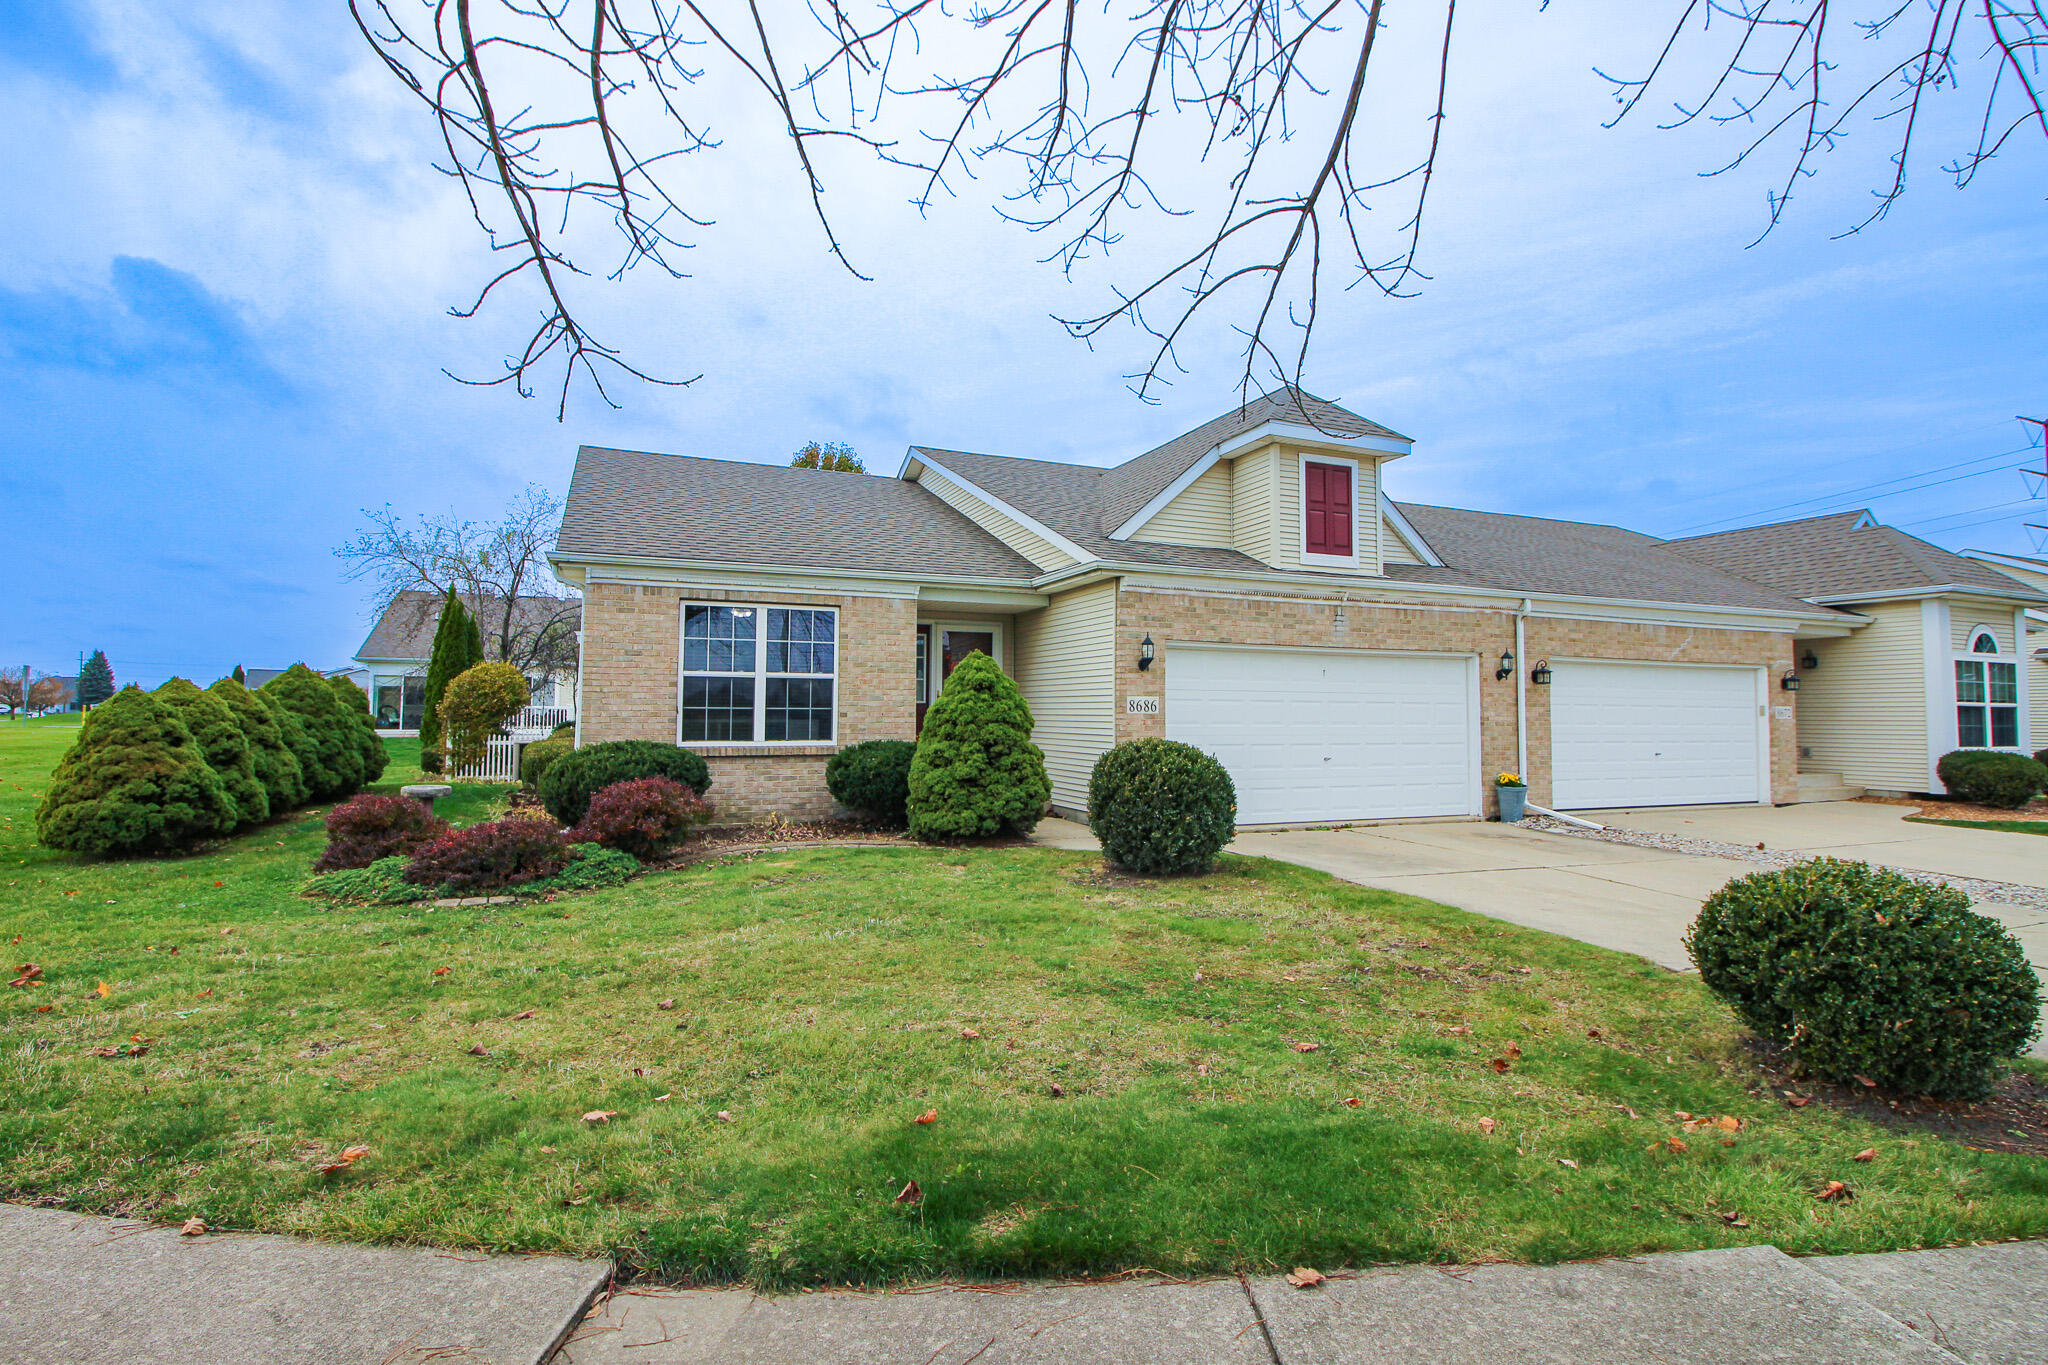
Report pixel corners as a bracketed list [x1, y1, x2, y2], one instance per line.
[1013, 580, 1118, 811]
[1132, 461, 1233, 547]
[917, 467, 1078, 571]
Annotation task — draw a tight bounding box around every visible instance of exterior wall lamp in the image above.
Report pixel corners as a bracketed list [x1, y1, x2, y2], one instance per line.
[1780, 670, 1801, 691]
[1530, 660, 1552, 685]
[1138, 636, 1155, 671]
[1799, 649, 1819, 671]
[1494, 648, 1516, 681]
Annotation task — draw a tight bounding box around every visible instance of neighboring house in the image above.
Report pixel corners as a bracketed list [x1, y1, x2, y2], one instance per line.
[243, 668, 289, 690]
[553, 386, 1988, 826]
[40, 677, 80, 715]
[1665, 514, 2046, 795]
[1959, 548, 2048, 749]
[353, 590, 582, 734]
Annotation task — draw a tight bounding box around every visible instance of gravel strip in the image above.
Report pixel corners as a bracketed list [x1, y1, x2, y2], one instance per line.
[1518, 817, 2048, 911]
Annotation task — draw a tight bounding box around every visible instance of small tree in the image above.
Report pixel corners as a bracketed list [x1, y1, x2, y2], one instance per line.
[28, 674, 69, 714]
[232, 665, 247, 686]
[210, 675, 309, 811]
[790, 441, 864, 472]
[155, 678, 269, 828]
[0, 671, 21, 718]
[262, 664, 367, 801]
[438, 661, 528, 770]
[906, 651, 1049, 840]
[76, 650, 115, 708]
[327, 674, 390, 786]
[418, 586, 484, 773]
[35, 686, 236, 854]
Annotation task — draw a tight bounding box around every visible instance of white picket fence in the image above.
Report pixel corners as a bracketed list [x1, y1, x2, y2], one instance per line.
[450, 737, 524, 783]
[513, 705, 573, 734]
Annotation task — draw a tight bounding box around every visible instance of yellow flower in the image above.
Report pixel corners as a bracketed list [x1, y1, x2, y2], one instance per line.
[1495, 772, 1524, 787]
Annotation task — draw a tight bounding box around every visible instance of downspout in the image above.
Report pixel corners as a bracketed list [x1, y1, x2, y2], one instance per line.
[572, 626, 585, 749]
[1514, 598, 1530, 780]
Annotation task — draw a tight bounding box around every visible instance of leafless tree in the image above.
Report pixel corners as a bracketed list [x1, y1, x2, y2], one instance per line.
[336, 484, 581, 674]
[355, 1, 2047, 413]
[0, 670, 71, 718]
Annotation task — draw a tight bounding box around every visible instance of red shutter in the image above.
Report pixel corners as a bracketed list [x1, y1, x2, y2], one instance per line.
[1304, 462, 1352, 556]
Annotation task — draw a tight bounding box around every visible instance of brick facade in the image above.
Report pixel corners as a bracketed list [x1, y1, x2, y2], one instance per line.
[578, 581, 917, 821]
[1114, 587, 1797, 815]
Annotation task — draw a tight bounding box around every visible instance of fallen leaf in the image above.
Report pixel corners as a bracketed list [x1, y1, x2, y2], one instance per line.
[582, 1110, 618, 1124]
[1558, 1158, 1579, 1170]
[213, 881, 223, 888]
[1854, 1075, 1878, 1089]
[180, 1218, 207, 1237]
[1446, 1025, 1473, 1035]
[197, 987, 212, 998]
[1477, 1116, 1497, 1134]
[893, 1179, 922, 1205]
[1719, 1211, 1749, 1227]
[653, 1093, 672, 1102]
[1293, 1042, 1321, 1053]
[1852, 1148, 1876, 1163]
[33, 1004, 51, 1013]
[959, 1028, 980, 1039]
[1667, 1138, 1688, 1154]
[315, 1145, 371, 1175]
[1285, 1267, 1326, 1289]
[1618, 1105, 1640, 1120]
[509, 1008, 538, 1020]
[1586, 1028, 1603, 1039]
[1715, 1115, 1742, 1132]
[914, 1109, 938, 1125]
[432, 966, 450, 977]
[93, 980, 110, 998]
[1785, 1094, 1812, 1108]
[466, 1043, 489, 1056]
[538, 1145, 556, 1153]
[1343, 1097, 1363, 1108]
[1503, 1043, 1523, 1059]
[657, 999, 677, 1011]
[7, 964, 41, 988]
[1048, 1083, 1065, 1098]
[1488, 1057, 1512, 1073]
[1817, 1181, 1853, 1202]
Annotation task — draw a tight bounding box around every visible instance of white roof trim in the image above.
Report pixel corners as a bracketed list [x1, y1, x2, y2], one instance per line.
[903, 451, 1096, 566]
[1379, 497, 1444, 567]
[1960, 548, 2048, 575]
[1107, 419, 1413, 541]
[1806, 583, 2048, 607]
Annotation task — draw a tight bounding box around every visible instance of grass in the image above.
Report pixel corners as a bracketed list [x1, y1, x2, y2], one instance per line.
[2, 721, 2044, 1287]
[1906, 816, 2048, 837]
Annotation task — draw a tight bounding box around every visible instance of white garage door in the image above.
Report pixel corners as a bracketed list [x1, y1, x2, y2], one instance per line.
[1165, 646, 1477, 825]
[1550, 662, 1763, 810]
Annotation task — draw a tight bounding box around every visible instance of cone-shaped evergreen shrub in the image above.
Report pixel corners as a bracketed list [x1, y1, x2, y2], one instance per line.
[906, 651, 1049, 840]
[419, 587, 483, 774]
[257, 688, 321, 805]
[231, 664, 247, 686]
[77, 649, 115, 707]
[155, 678, 268, 828]
[262, 664, 365, 801]
[209, 676, 308, 811]
[34, 685, 236, 854]
[327, 674, 390, 785]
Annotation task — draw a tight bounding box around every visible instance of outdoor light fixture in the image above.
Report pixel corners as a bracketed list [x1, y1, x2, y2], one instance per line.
[1138, 636, 1155, 671]
[1780, 671, 1801, 691]
[1530, 660, 1553, 686]
[1800, 649, 1819, 671]
[1495, 648, 1516, 681]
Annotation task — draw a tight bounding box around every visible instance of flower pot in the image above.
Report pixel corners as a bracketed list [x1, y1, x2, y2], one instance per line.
[1497, 784, 1528, 823]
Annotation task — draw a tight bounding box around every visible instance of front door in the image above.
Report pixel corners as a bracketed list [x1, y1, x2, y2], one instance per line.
[917, 628, 996, 733]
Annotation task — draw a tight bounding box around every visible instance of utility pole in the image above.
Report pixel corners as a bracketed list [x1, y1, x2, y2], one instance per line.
[2022, 417, 2047, 552]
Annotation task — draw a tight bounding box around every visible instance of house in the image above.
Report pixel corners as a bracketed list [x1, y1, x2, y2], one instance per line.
[553, 387, 2043, 826]
[1958, 548, 2048, 749]
[1662, 515, 2047, 795]
[353, 590, 582, 734]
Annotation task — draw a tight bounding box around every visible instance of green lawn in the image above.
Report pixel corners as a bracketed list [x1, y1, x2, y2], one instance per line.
[2, 721, 2043, 1286]
[1907, 816, 2048, 837]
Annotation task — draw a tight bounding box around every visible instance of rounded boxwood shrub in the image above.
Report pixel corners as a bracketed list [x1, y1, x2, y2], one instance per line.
[1936, 749, 2048, 809]
[34, 686, 237, 855]
[519, 735, 573, 789]
[262, 664, 366, 801]
[570, 776, 713, 860]
[537, 740, 712, 826]
[327, 674, 390, 786]
[209, 676, 309, 811]
[1088, 739, 1237, 875]
[315, 792, 449, 872]
[1686, 857, 2040, 1098]
[257, 689, 322, 806]
[155, 678, 268, 829]
[907, 652, 1050, 841]
[826, 739, 917, 825]
[402, 815, 573, 892]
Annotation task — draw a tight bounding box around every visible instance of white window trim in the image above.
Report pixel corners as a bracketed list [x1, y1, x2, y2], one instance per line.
[1297, 453, 1362, 570]
[677, 601, 840, 746]
[1952, 646, 2022, 753]
[1966, 626, 2001, 653]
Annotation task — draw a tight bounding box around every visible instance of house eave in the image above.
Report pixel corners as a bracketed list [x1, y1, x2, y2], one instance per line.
[1805, 583, 2048, 609]
[548, 548, 1046, 603]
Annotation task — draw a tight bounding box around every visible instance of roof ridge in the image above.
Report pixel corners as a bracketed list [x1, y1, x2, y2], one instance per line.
[1663, 509, 1873, 545]
[913, 446, 1108, 477]
[1393, 500, 1653, 541]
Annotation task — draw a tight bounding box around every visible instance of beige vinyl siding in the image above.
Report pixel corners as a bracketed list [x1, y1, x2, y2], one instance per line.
[918, 468, 1077, 571]
[1133, 461, 1234, 547]
[1254, 452, 1384, 574]
[1794, 601, 1927, 791]
[2032, 642, 2048, 752]
[1230, 450, 1277, 564]
[1380, 509, 1423, 565]
[1013, 580, 1118, 811]
[1949, 600, 2017, 653]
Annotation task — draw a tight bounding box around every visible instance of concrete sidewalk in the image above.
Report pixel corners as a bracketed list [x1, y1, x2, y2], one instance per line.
[554, 1242, 2048, 1365]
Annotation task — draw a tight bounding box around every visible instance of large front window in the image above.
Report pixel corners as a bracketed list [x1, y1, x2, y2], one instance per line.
[680, 604, 837, 744]
[1955, 645, 2018, 749]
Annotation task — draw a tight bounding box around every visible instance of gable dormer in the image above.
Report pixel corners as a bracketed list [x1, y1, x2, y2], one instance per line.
[1114, 415, 1423, 575]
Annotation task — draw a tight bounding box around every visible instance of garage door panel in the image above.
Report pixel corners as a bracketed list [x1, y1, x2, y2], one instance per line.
[1166, 647, 1475, 824]
[1551, 662, 1761, 809]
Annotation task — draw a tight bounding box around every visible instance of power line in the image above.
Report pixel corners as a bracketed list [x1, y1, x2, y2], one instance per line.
[1674, 444, 2039, 535]
[1898, 497, 2040, 529]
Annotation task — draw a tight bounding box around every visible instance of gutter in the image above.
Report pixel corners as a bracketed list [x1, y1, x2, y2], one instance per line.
[1515, 599, 1530, 781]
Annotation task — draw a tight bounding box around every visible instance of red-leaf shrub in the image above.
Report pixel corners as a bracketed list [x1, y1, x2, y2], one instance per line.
[314, 794, 450, 872]
[569, 777, 714, 860]
[401, 816, 572, 892]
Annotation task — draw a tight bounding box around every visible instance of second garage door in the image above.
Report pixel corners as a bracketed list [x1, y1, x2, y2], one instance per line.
[1550, 661, 1764, 810]
[1165, 646, 1477, 825]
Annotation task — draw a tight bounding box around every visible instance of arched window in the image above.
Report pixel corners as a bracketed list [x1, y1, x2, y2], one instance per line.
[1955, 629, 2018, 748]
[1969, 628, 2000, 654]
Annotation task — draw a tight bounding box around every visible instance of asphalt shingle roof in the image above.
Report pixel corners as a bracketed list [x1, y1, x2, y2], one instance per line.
[1664, 512, 2048, 602]
[356, 590, 583, 662]
[555, 446, 1041, 582]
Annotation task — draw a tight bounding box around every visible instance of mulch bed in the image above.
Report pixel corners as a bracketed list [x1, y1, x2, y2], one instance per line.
[1744, 1039, 2048, 1158]
[1858, 795, 2048, 824]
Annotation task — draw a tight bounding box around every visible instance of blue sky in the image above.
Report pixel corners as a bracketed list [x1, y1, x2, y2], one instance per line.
[4, 2, 2043, 688]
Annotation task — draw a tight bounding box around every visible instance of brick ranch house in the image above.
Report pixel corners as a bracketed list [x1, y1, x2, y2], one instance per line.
[547, 389, 2047, 825]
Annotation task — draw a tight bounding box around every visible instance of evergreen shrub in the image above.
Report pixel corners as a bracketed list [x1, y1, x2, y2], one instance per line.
[538, 740, 711, 826]
[34, 686, 236, 854]
[906, 652, 1049, 840]
[1087, 739, 1237, 875]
